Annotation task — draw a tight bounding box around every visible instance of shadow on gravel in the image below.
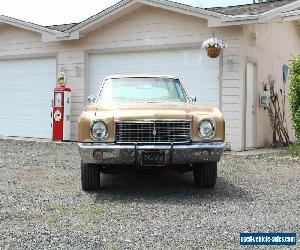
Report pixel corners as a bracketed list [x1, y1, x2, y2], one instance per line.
[91, 170, 253, 204]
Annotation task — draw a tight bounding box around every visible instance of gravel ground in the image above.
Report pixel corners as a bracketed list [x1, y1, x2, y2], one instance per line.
[0, 139, 299, 249]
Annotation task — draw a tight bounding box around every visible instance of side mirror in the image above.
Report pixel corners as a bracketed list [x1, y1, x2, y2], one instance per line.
[87, 95, 96, 104]
[190, 95, 197, 102]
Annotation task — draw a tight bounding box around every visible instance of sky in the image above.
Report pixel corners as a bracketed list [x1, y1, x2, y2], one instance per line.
[0, 0, 253, 26]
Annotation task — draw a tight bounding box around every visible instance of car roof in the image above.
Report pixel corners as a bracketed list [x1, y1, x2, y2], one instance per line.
[104, 74, 179, 80]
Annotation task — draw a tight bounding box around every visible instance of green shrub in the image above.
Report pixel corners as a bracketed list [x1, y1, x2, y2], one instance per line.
[286, 143, 300, 158]
[289, 56, 300, 142]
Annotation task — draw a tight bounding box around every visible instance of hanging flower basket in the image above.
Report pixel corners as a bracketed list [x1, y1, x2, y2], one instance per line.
[206, 47, 221, 58]
[201, 38, 226, 58]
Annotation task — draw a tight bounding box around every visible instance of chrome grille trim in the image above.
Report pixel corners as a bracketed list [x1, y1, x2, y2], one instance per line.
[115, 120, 192, 143]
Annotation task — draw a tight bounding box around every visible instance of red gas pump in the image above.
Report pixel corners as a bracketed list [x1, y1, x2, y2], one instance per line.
[52, 72, 71, 141]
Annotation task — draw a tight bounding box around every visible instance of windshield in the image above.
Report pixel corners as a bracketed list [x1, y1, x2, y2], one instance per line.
[97, 77, 188, 104]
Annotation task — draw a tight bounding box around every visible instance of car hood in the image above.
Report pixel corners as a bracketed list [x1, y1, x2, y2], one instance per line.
[85, 102, 222, 120]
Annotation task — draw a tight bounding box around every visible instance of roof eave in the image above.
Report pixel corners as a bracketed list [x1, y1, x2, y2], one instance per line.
[66, 0, 226, 36]
[213, 0, 300, 27]
[258, 0, 300, 22]
[0, 15, 66, 37]
[280, 10, 300, 21]
[66, 0, 300, 33]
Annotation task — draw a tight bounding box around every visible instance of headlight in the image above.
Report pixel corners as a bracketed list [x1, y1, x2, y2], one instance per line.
[198, 120, 216, 140]
[91, 121, 108, 140]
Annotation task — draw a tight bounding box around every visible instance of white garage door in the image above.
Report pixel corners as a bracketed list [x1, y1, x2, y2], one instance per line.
[0, 58, 56, 138]
[89, 48, 220, 107]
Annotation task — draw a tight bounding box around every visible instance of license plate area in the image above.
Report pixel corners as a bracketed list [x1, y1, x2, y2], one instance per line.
[141, 151, 166, 166]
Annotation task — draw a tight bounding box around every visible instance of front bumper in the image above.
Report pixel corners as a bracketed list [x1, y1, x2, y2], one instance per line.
[78, 142, 225, 166]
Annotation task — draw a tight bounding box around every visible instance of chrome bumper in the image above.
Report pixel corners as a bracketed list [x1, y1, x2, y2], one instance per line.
[78, 142, 225, 166]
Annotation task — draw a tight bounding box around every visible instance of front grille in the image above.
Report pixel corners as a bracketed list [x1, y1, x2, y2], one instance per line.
[115, 120, 192, 143]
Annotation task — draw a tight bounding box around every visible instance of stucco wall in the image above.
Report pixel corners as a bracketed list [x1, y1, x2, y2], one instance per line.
[0, 5, 242, 149]
[243, 18, 300, 147]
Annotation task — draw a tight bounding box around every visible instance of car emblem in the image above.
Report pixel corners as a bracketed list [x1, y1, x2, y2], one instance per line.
[153, 128, 157, 136]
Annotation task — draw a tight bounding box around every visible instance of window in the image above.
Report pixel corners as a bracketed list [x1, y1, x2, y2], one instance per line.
[98, 77, 188, 104]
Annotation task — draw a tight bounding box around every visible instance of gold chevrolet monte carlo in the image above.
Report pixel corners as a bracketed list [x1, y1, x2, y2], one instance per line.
[78, 75, 225, 191]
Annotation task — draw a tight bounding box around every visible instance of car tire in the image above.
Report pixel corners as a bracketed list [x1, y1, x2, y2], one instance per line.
[81, 162, 101, 191]
[193, 162, 217, 188]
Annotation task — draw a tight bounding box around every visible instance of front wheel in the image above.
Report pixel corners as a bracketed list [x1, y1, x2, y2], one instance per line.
[193, 162, 217, 188]
[81, 162, 101, 191]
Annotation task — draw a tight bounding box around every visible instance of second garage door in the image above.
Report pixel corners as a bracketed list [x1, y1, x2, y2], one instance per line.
[0, 57, 56, 138]
[89, 48, 220, 107]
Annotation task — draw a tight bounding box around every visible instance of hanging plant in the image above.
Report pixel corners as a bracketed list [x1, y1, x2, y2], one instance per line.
[201, 38, 227, 58]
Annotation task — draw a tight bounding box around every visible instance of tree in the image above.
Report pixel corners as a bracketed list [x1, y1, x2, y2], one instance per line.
[288, 56, 300, 142]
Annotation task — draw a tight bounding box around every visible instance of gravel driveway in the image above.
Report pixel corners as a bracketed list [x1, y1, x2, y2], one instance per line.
[0, 139, 299, 249]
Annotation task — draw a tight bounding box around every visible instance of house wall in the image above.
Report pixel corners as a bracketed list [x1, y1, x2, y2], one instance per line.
[0, 5, 243, 150]
[243, 18, 300, 147]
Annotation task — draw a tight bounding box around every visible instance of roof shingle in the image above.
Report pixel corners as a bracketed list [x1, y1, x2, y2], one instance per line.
[206, 0, 296, 16]
[46, 23, 78, 32]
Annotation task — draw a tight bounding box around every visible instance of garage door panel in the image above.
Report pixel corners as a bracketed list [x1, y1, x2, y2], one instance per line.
[89, 48, 220, 108]
[0, 58, 56, 138]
